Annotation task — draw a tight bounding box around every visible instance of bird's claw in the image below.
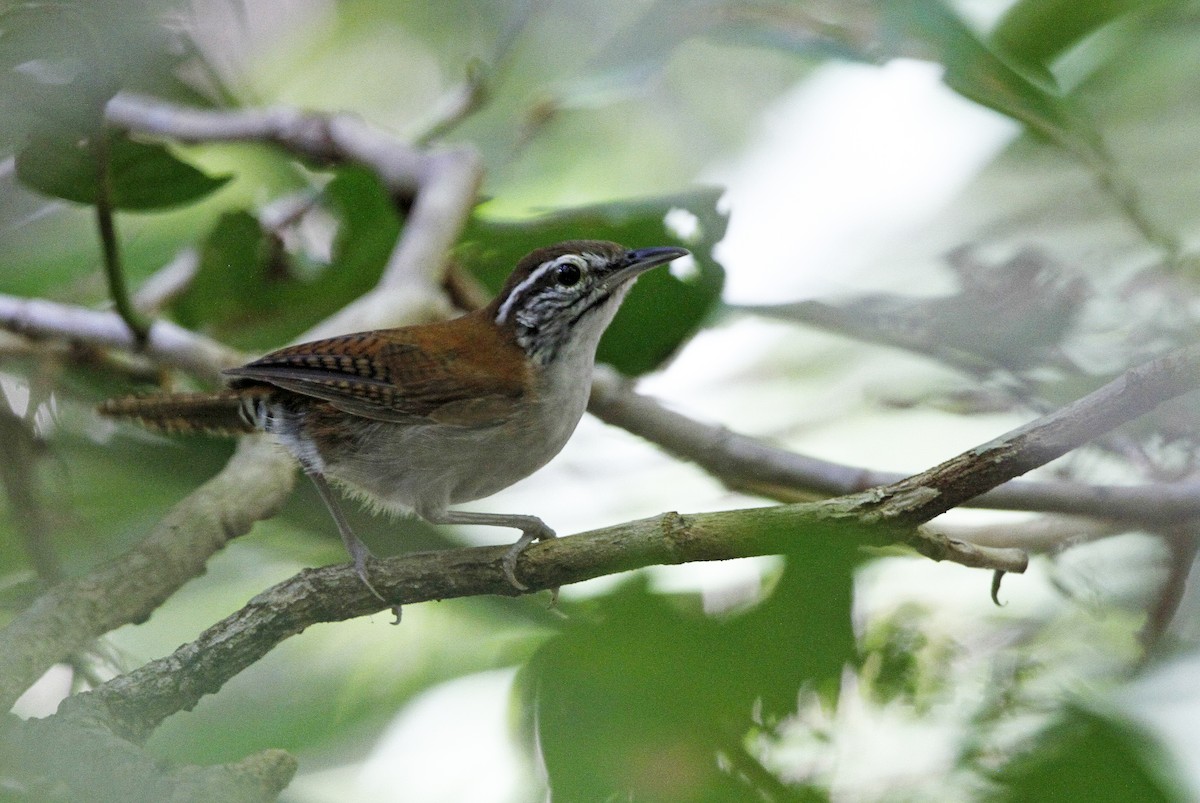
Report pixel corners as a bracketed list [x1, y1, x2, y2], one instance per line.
[501, 528, 558, 597]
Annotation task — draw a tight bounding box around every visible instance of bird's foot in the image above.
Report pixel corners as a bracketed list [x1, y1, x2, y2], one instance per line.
[348, 538, 388, 604]
[501, 526, 557, 595]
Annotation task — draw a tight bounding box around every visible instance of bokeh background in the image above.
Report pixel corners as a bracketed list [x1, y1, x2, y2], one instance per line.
[3, 1, 1200, 800]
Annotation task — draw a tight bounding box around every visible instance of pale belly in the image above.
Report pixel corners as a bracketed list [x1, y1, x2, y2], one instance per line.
[264, 329, 601, 518]
[277, 378, 589, 517]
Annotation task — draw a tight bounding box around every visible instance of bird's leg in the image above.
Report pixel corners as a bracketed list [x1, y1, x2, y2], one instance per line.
[306, 470, 386, 603]
[422, 509, 556, 592]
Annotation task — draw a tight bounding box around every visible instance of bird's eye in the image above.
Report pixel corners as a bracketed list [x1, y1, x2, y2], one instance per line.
[555, 263, 582, 287]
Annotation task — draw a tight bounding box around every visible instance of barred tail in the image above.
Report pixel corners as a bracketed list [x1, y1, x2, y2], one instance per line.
[97, 389, 267, 435]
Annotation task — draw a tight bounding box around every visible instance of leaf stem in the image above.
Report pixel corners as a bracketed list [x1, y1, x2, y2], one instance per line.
[93, 130, 150, 346]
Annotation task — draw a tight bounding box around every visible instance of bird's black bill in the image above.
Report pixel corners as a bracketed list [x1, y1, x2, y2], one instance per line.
[602, 245, 689, 290]
[626, 246, 690, 271]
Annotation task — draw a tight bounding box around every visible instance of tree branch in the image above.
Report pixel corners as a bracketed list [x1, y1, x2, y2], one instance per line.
[61, 503, 1020, 744]
[58, 342, 1200, 741]
[589, 365, 1200, 526]
[104, 93, 483, 339]
[105, 94, 426, 194]
[0, 292, 239, 382]
[10, 712, 296, 802]
[3, 294, 1197, 538]
[0, 438, 294, 712]
[870, 343, 1200, 529]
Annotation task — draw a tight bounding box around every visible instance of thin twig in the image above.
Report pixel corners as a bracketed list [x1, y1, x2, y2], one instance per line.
[870, 344, 1200, 531]
[412, 60, 491, 147]
[1138, 526, 1200, 654]
[104, 94, 483, 337]
[411, 0, 538, 144]
[924, 516, 1124, 554]
[93, 130, 150, 345]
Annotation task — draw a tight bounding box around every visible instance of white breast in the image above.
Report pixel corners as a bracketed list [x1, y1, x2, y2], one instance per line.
[309, 336, 596, 517]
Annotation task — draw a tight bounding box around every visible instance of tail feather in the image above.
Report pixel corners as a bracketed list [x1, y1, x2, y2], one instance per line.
[97, 389, 266, 435]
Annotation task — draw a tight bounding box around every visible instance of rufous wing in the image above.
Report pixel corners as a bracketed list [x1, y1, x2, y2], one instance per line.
[223, 318, 530, 427]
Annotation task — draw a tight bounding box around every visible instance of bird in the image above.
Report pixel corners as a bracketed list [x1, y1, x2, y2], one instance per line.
[99, 240, 689, 599]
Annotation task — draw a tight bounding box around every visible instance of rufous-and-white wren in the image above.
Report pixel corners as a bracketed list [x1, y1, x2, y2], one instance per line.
[99, 240, 688, 598]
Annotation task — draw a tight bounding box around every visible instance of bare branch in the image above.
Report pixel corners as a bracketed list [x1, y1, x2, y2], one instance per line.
[61, 501, 1020, 743]
[104, 93, 483, 338]
[925, 516, 1124, 553]
[872, 343, 1200, 530]
[132, 248, 200, 316]
[0, 293, 239, 382]
[0, 438, 294, 712]
[1138, 527, 1200, 654]
[105, 94, 422, 192]
[590, 365, 1200, 525]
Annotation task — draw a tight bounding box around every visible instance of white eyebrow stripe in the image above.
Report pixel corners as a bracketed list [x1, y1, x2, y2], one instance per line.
[495, 255, 585, 324]
[495, 261, 554, 324]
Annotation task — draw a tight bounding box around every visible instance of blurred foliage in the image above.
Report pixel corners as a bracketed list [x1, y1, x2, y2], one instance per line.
[1, 0, 1199, 801]
[0, 0, 192, 148]
[886, 0, 1101, 158]
[171, 166, 399, 350]
[859, 602, 955, 714]
[992, 0, 1178, 67]
[991, 706, 1185, 802]
[739, 246, 1088, 375]
[17, 132, 230, 211]
[522, 539, 859, 801]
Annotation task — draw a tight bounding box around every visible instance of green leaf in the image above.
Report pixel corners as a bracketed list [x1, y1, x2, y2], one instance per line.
[319, 164, 403, 292]
[461, 188, 726, 376]
[521, 539, 860, 800]
[992, 0, 1176, 69]
[991, 705, 1185, 802]
[884, 0, 1101, 159]
[171, 210, 275, 334]
[170, 166, 396, 350]
[15, 132, 230, 210]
